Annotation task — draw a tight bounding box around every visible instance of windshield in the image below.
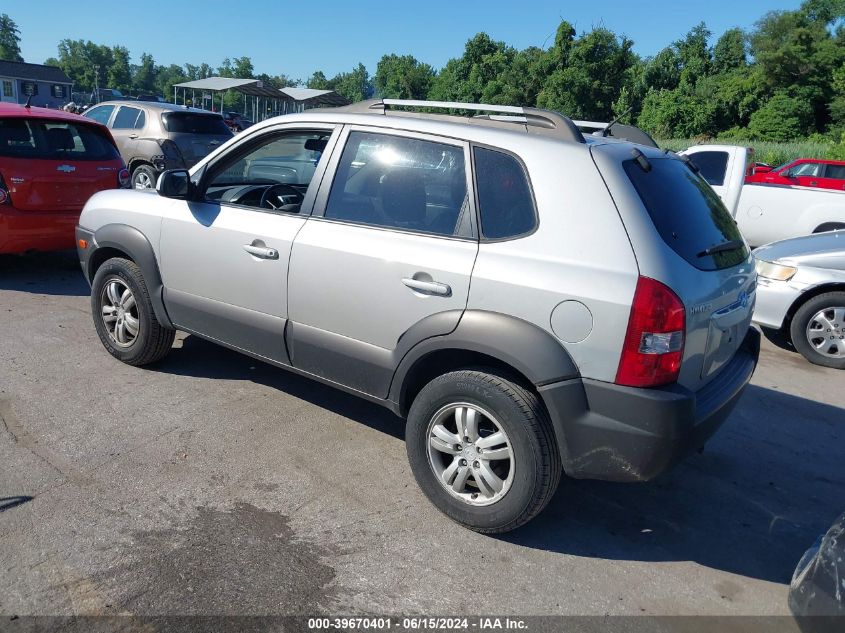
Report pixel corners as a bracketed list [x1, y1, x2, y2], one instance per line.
[0, 117, 120, 161]
[623, 157, 748, 271]
[161, 112, 231, 135]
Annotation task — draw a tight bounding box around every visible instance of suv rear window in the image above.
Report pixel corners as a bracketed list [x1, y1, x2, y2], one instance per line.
[0, 117, 120, 161]
[623, 157, 748, 271]
[161, 112, 230, 135]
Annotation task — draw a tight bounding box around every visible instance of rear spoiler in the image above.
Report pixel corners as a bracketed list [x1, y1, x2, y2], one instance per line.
[573, 120, 659, 149]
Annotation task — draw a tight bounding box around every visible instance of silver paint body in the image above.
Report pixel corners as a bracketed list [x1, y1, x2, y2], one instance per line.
[79, 109, 757, 396]
[752, 231, 845, 330]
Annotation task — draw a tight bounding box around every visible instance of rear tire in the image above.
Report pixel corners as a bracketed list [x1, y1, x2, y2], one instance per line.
[789, 292, 845, 369]
[406, 369, 561, 533]
[91, 257, 174, 366]
[131, 164, 158, 190]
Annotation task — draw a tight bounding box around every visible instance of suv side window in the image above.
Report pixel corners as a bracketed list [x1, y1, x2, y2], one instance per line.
[204, 129, 332, 212]
[688, 150, 728, 186]
[473, 146, 536, 239]
[113, 106, 143, 129]
[84, 105, 115, 126]
[324, 131, 470, 238]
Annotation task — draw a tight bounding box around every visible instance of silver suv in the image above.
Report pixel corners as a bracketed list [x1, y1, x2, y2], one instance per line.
[83, 101, 232, 189]
[75, 99, 760, 533]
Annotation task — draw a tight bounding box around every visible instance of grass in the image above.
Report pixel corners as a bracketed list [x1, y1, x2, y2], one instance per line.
[657, 139, 843, 168]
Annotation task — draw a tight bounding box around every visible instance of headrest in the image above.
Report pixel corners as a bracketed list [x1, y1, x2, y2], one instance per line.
[47, 127, 76, 151]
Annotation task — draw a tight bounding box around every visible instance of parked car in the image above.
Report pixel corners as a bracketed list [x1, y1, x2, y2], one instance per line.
[747, 158, 845, 192]
[91, 88, 124, 104]
[0, 102, 128, 254]
[753, 230, 845, 369]
[789, 511, 845, 632]
[683, 145, 845, 246]
[75, 99, 760, 533]
[223, 111, 253, 133]
[83, 101, 232, 189]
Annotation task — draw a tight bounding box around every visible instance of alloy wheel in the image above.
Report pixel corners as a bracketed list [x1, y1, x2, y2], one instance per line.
[805, 306, 845, 359]
[100, 277, 140, 348]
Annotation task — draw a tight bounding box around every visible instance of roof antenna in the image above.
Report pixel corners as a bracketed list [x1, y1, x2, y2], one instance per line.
[602, 106, 633, 137]
[24, 94, 33, 108]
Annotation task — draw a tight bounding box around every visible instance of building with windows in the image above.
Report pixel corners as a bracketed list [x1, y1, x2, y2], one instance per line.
[0, 60, 73, 108]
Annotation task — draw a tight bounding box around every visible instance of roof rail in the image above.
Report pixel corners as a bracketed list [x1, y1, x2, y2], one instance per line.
[339, 99, 585, 144]
[573, 119, 659, 148]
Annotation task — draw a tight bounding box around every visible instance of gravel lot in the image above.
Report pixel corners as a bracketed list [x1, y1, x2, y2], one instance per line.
[1, 251, 843, 620]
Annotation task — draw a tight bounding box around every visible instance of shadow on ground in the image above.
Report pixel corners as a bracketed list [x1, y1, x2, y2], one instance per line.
[0, 251, 88, 296]
[151, 334, 403, 440]
[150, 334, 844, 585]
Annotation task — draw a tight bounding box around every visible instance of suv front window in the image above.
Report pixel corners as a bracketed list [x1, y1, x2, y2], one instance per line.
[84, 105, 115, 126]
[324, 131, 469, 237]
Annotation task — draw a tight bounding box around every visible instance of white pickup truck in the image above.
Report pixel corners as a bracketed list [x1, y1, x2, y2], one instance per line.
[682, 145, 845, 247]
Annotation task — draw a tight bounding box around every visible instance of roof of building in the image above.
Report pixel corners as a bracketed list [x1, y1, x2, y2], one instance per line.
[279, 87, 349, 106]
[0, 60, 72, 84]
[173, 77, 349, 105]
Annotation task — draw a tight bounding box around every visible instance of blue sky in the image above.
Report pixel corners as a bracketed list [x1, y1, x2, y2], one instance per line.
[13, 0, 803, 81]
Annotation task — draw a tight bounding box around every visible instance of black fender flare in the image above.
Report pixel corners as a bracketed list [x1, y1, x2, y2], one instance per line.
[90, 223, 173, 329]
[388, 310, 580, 410]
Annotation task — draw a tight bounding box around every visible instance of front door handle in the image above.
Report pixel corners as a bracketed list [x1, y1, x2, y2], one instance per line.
[809, 181, 818, 186]
[128, 133, 139, 139]
[243, 244, 279, 259]
[402, 277, 451, 296]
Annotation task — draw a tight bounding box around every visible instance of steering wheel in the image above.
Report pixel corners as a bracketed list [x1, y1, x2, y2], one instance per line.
[259, 184, 305, 211]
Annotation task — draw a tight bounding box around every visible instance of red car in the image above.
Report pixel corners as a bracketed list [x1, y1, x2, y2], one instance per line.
[0, 102, 128, 254]
[746, 158, 845, 191]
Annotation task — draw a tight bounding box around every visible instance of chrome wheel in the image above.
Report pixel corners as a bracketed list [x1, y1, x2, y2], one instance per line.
[426, 403, 514, 507]
[133, 170, 154, 189]
[805, 306, 845, 359]
[100, 277, 139, 348]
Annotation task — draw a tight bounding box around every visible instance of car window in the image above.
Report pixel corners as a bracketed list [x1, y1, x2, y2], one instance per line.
[474, 147, 536, 239]
[84, 105, 115, 126]
[624, 157, 748, 271]
[205, 130, 331, 212]
[324, 131, 469, 238]
[687, 150, 728, 186]
[113, 106, 142, 130]
[161, 112, 231, 135]
[134, 110, 146, 130]
[791, 162, 822, 177]
[0, 117, 120, 161]
[824, 164, 845, 180]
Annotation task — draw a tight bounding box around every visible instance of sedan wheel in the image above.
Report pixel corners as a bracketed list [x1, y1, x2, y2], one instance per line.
[790, 291, 845, 369]
[804, 306, 845, 359]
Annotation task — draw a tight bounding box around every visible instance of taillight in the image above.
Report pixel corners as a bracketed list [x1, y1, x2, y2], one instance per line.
[118, 168, 130, 188]
[0, 172, 9, 205]
[615, 276, 686, 388]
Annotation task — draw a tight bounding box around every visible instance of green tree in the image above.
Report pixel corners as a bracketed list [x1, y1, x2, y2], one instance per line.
[429, 33, 516, 103]
[108, 46, 132, 93]
[330, 63, 372, 102]
[54, 39, 115, 93]
[0, 13, 23, 62]
[307, 71, 330, 89]
[374, 54, 435, 99]
[134, 53, 157, 93]
[713, 28, 747, 73]
[748, 91, 815, 140]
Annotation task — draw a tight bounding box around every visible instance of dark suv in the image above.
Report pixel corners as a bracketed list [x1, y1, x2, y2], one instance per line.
[83, 101, 232, 189]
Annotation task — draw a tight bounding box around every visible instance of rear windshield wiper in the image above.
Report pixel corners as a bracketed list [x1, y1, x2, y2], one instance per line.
[697, 239, 745, 257]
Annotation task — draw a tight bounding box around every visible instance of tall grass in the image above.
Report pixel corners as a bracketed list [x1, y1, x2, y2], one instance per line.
[657, 139, 843, 168]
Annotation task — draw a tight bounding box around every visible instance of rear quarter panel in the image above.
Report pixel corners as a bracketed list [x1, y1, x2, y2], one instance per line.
[467, 138, 639, 382]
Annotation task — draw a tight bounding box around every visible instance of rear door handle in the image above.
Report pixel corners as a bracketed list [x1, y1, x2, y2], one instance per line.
[128, 133, 139, 139]
[810, 181, 818, 186]
[243, 244, 279, 259]
[402, 277, 451, 296]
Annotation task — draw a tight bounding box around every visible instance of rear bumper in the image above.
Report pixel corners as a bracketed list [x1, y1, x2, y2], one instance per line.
[539, 327, 760, 482]
[0, 206, 80, 254]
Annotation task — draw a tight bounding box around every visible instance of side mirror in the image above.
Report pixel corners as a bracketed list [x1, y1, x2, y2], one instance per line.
[156, 169, 190, 199]
[753, 164, 772, 174]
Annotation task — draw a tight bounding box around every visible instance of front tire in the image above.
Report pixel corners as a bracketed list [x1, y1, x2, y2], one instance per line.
[789, 292, 845, 369]
[91, 257, 175, 366]
[406, 369, 561, 533]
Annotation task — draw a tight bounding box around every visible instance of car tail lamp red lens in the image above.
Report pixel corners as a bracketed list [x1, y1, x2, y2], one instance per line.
[615, 276, 686, 388]
[118, 168, 130, 188]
